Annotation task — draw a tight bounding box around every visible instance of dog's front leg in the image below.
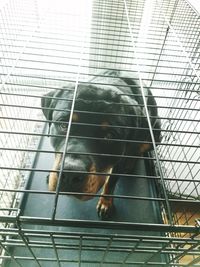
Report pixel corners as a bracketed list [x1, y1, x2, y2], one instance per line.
[96, 169, 118, 220]
[48, 153, 62, 191]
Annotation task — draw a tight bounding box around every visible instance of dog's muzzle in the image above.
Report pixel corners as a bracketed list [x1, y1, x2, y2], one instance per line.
[60, 156, 89, 192]
[48, 153, 110, 200]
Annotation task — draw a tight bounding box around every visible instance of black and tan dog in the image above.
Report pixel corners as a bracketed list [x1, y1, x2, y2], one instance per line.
[41, 70, 161, 219]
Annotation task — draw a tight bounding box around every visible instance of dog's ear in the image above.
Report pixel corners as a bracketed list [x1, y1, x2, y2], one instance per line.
[41, 89, 66, 121]
[120, 95, 142, 139]
[41, 89, 65, 136]
[41, 90, 57, 121]
[138, 93, 162, 151]
[140, 113, 162, 151]
[120, 94, 161, 151]
[118, 74, 162, 151]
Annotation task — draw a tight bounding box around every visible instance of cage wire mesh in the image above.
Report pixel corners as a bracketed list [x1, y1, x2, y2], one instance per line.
[0, 0, 200, 266]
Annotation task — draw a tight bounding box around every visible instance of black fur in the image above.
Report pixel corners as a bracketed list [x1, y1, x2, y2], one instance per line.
[41, 70, 161, 219]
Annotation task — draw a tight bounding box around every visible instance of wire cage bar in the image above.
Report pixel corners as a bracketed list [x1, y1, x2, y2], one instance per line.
[0, 0, 199, 266]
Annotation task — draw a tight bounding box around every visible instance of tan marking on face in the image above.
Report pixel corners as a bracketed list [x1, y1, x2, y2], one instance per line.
[48, 153, 62, 191]
[101, 121, 110, 130]
[72, 113, 79, 122]
[77, 165, 113, 201]
[139, 143, 151, 154]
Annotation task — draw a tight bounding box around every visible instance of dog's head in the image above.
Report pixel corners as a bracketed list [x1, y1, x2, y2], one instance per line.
[41, 83, 147, 199]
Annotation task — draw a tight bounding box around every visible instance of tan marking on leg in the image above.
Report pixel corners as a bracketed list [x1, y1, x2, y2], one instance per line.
[96, 168, 113, 215]
[77, 165, 113, 201]
[78, 164, 107, 201]
[48, 153, 62, 191]
[101, 172, 112, 195]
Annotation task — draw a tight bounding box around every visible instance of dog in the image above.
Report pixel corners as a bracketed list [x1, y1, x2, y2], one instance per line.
[41, 70, 161, 219]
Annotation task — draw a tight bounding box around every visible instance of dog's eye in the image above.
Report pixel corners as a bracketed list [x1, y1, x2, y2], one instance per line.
[59, 123, 68, 132]
[104, 132, 116, 141]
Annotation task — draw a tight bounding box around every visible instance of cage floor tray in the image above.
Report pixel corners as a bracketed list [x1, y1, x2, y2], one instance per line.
[5, 133, 168, 267]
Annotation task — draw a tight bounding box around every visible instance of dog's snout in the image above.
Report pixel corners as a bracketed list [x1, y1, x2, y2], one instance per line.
[60, 157, 89, 191]
[63, 170, 86, 186]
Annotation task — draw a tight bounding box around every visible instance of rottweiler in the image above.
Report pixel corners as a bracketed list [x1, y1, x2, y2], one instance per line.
[41, 70, 161, 219]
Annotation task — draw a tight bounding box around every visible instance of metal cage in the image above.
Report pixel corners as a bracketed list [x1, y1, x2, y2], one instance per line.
[0, 0, 199, 266]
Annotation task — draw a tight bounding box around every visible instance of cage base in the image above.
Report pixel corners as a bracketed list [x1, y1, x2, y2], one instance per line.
[4, 132, 168, 267]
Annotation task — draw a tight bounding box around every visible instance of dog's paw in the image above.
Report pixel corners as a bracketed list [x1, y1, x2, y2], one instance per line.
[96, 196, 114, 220]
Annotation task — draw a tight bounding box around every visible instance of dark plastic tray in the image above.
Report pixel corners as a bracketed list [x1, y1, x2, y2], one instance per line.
[5, 131, 168, 267]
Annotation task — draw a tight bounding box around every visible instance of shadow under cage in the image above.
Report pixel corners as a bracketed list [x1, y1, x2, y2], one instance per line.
[0, 0, 199, 266]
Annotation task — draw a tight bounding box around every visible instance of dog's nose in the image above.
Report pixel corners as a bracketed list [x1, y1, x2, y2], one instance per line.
[60, 158, 89, 191]
[62, 170, 86, 187]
